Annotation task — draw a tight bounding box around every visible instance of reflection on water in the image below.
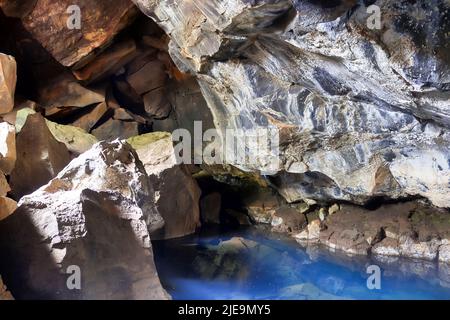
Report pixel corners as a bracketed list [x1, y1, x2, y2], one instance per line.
[153, 226, 450, 300]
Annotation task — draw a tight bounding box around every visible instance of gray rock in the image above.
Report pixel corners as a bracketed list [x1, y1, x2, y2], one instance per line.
[0, 140, 168, 299]
[134, 0, 450, 208]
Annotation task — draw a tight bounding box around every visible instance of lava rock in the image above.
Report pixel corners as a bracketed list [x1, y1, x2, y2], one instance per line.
[0, 140, 168, 299]
[127, 132, 201, 239]
[0, 53, 16, 115]
[10, 113, 71, 199]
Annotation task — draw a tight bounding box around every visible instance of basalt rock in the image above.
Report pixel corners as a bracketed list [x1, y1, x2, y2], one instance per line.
[134, 0, 450, 208]
[0, 140, 168, 299]
[10, 113, 71, 199]
[294, 201, 450, 262]
[0, 53, 16, 115]
[18, 0, 138, 68]
[127, 132, 201, 239]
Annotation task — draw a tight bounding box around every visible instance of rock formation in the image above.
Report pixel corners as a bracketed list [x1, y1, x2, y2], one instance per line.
[0, 140, 168, 299]
[127, 132, 201, 239]
[134, 0, 450, 208]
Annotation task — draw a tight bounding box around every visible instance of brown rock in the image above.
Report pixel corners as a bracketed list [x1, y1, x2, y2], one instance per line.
[126, 60, 167, 95]
[0, 121, 16, 174]
[0, 275, 13, 300]
[0, 197, 17, 221]
[10, 113, 71, 198]
[244, 188, 281, 224]
[72, 102, 109, 132]
[38, 74, 105, 108]
[21, 0, 137, 67]
[0, 0, 36, 18]
[0, 53, 16, 114]
[73, 39, 138, 83]
[92, 118, 139, 141]
[271, 206, 307, 234]
[200, 192, 222, 224]
[0, 173, 10, 196]
[143, 87, 171, 118]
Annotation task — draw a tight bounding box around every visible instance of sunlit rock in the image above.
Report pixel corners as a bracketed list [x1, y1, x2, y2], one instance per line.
[0, 140, 168, 299]
[0, 121, 16, 174]
[0, 53, 16, 115]
[127, 132, 201, 239]
[10, 113, 71, 199]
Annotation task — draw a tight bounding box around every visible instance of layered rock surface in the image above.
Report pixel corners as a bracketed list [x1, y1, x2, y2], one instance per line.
[127, 132, 201, 239]
[134, 0, 450, 208]
[0, 140, 168, 299]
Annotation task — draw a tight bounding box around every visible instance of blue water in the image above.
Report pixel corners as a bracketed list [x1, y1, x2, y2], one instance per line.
[153, 226, 450, 300]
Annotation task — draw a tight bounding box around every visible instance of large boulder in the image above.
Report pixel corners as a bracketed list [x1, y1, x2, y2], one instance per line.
[134, 0, 450, 208]
[10, 113, 71, 198]
[0, 140, 168, 299]
[0, 53, 16, 115]
[12, 0, 137, 68]
[127, 132, 201, 239]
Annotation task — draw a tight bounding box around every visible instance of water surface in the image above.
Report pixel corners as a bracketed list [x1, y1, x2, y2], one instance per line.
[153, 226, 450, 300]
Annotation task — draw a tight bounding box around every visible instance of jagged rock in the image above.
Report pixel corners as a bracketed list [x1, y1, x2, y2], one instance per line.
[0, 53, 16, 115]
[244, 188, 281, 224]
[0, 172, 9, 196]
[126, 60, 167, 95]
[0, 197, 17, 221]
[92, 118, 139, 141]
[0, 275, 13, 300]
[72, 102, 109, 132]
[135, 0, 450, 208]
[20, 0, 137, 67]
[73, 39, 138, 83]
[10, 113, 71, 199]
[295, 201, 450, 260]
[0, 140, 168, 299]
[143, 87, 171, 119]
[294, 219, 321, 242]
[45, 120, 98, 155]
[200, 192, 221, 224]
[38, 74, 105, 108]
[271, 206, 307, 234]
[127, 132, 201, 239]
[0, 121, 16, 174]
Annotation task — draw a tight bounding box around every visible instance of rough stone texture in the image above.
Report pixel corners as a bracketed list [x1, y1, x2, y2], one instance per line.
[0, 53, 16, 115]
[19, 0, 137, 68]
[0, 196, 17, 221]
[0, 275, 13, 300]
[295, 201, 450, 261]
[271, 206, 307, 234]
[127, 132, 201, 239]
[0, 121, 16, 174]
[0, 140, 168, 299]
[134, 0, 450, 208]
[72, 102, 109, 132]
[0, 172, 9, 196]
[92, 118, 140, 141]
[10, 113, 71, 199]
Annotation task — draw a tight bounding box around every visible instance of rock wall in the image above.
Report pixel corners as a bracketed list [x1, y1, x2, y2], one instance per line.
[134, 0, 450, 208]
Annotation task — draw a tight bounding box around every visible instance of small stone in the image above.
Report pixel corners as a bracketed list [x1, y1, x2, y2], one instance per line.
[372, 237, 400, 257]
[126, 60, 167, 95]
[328, 204, 340, 215]
[0, 173, 10, 196]
[143, 87, 171, 118]
[439, 244, 450, 264]
[0, 53, 16, 115]
[318, 207, 327, 221]
[271, 206, 307, 233]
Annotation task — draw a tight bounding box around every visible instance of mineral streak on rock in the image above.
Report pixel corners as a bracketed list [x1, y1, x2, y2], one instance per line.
[133, 0, 450, 208]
